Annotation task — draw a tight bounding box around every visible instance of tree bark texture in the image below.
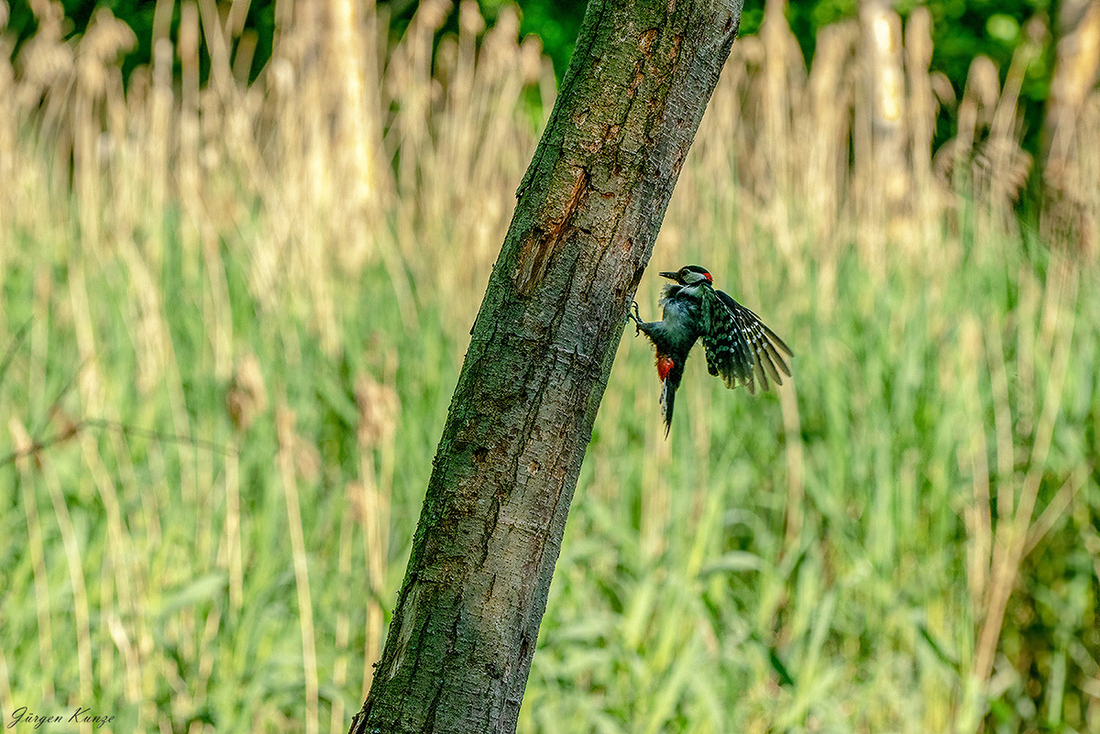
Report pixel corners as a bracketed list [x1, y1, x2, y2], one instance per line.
[350, 1, 743, 732]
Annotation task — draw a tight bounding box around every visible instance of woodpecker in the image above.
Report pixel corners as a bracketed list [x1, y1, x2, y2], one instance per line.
[629, 265, 793, 435]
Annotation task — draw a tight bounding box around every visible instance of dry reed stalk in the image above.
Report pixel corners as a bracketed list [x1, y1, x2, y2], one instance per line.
[196, 0, 233, 93]
[0, 17, 12, 186]
[386, 0, 449, 203]
[1043, 85, 1100, 258]
[77, 428, 141, 694]
[331, 488, 357, 734]
[147, 35, 173, 265]
[19, 426, 94, 708]
[904, 8, 938, 247]
[276, 407, 320, 734]
[431, 2, 482, 230]
[104, 608, 140, 701]
[860, 0, 909, 221]
[1015, 268, 1041, 439]
[1074, 94, 1099, 256]
[850, 28, 875, 271]
[178, 2, 202, 278]
[714, 35, 753, 190]
[326, 0, 383, 272]
[0, 18, 16, 299]
[985, 325, 1016, 515]
[802, 20, 856, 254]
[779, 380, 803, 553]
[984, 25, 1038, 228]
[1023, 467, 1087, 556]
[686, 384, 713, 559]
[410, 2, 539, 317]
[193, 609, 221, 723]
[119, 231, 172, 394]
[759, 0, 801, 259]
[639, 427, 671, 561]
[357, 467, 385, 699]
[1044, 0, 1100, 176]
[960, 316, 992, 617]
[353, 360, 398, 698]
[8, 418, 54, 703]
[0, 645, 12, 725]
[950, 56, 995, 219]
[352, 472, 382, 700]
[973, 261, 1077, 684]
[224, 447, 243, 615]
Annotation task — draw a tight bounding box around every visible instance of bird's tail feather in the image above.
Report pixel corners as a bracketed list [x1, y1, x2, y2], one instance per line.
[660, 379, 676, 437]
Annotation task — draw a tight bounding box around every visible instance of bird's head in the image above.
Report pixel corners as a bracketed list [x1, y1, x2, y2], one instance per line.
[659, 265, 713, 286]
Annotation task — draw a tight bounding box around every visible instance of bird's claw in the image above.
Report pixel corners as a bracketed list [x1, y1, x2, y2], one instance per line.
[629, 301, 642, 335]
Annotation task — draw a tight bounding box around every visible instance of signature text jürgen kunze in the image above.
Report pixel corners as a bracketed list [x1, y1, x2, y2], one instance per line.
[8, 706, 115, 729]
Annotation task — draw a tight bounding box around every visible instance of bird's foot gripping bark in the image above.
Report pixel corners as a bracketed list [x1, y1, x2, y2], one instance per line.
[630, 302, 644, 335]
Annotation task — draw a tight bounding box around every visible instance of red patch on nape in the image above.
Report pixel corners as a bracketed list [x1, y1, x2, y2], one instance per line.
[655, 353, 675, 382]
[703, 270, 713, 283]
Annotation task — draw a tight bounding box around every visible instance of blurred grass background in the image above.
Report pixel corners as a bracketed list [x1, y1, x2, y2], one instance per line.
[1, 0, 1099, 732]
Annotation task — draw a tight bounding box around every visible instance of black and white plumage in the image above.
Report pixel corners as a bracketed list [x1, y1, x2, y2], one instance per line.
[629, 265, 793, 435]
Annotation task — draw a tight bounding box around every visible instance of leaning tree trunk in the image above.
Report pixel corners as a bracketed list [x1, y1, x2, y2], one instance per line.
[349, 1, 743, 732]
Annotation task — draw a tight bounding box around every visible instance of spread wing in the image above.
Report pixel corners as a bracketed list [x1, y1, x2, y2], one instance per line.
[700, 287, 793, 394]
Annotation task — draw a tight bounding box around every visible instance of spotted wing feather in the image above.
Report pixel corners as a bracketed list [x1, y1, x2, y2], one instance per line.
[701, 287, 793, 394]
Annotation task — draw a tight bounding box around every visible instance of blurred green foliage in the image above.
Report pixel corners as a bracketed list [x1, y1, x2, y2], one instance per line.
[3, 176, 1098, 734]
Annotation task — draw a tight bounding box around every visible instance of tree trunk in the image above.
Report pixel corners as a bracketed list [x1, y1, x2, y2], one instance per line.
[349, 1, 743, 732]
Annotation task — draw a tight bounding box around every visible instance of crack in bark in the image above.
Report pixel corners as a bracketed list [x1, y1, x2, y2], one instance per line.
[514, 167, 589, 296]
[479, 493, 502, 566]
[422, 670, 446, 733]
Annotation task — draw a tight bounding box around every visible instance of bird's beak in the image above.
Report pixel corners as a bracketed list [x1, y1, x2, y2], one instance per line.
[659, 271, 678, 280]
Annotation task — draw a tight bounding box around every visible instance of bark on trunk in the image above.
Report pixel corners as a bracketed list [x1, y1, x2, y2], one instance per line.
[349, 1, 743, 731]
